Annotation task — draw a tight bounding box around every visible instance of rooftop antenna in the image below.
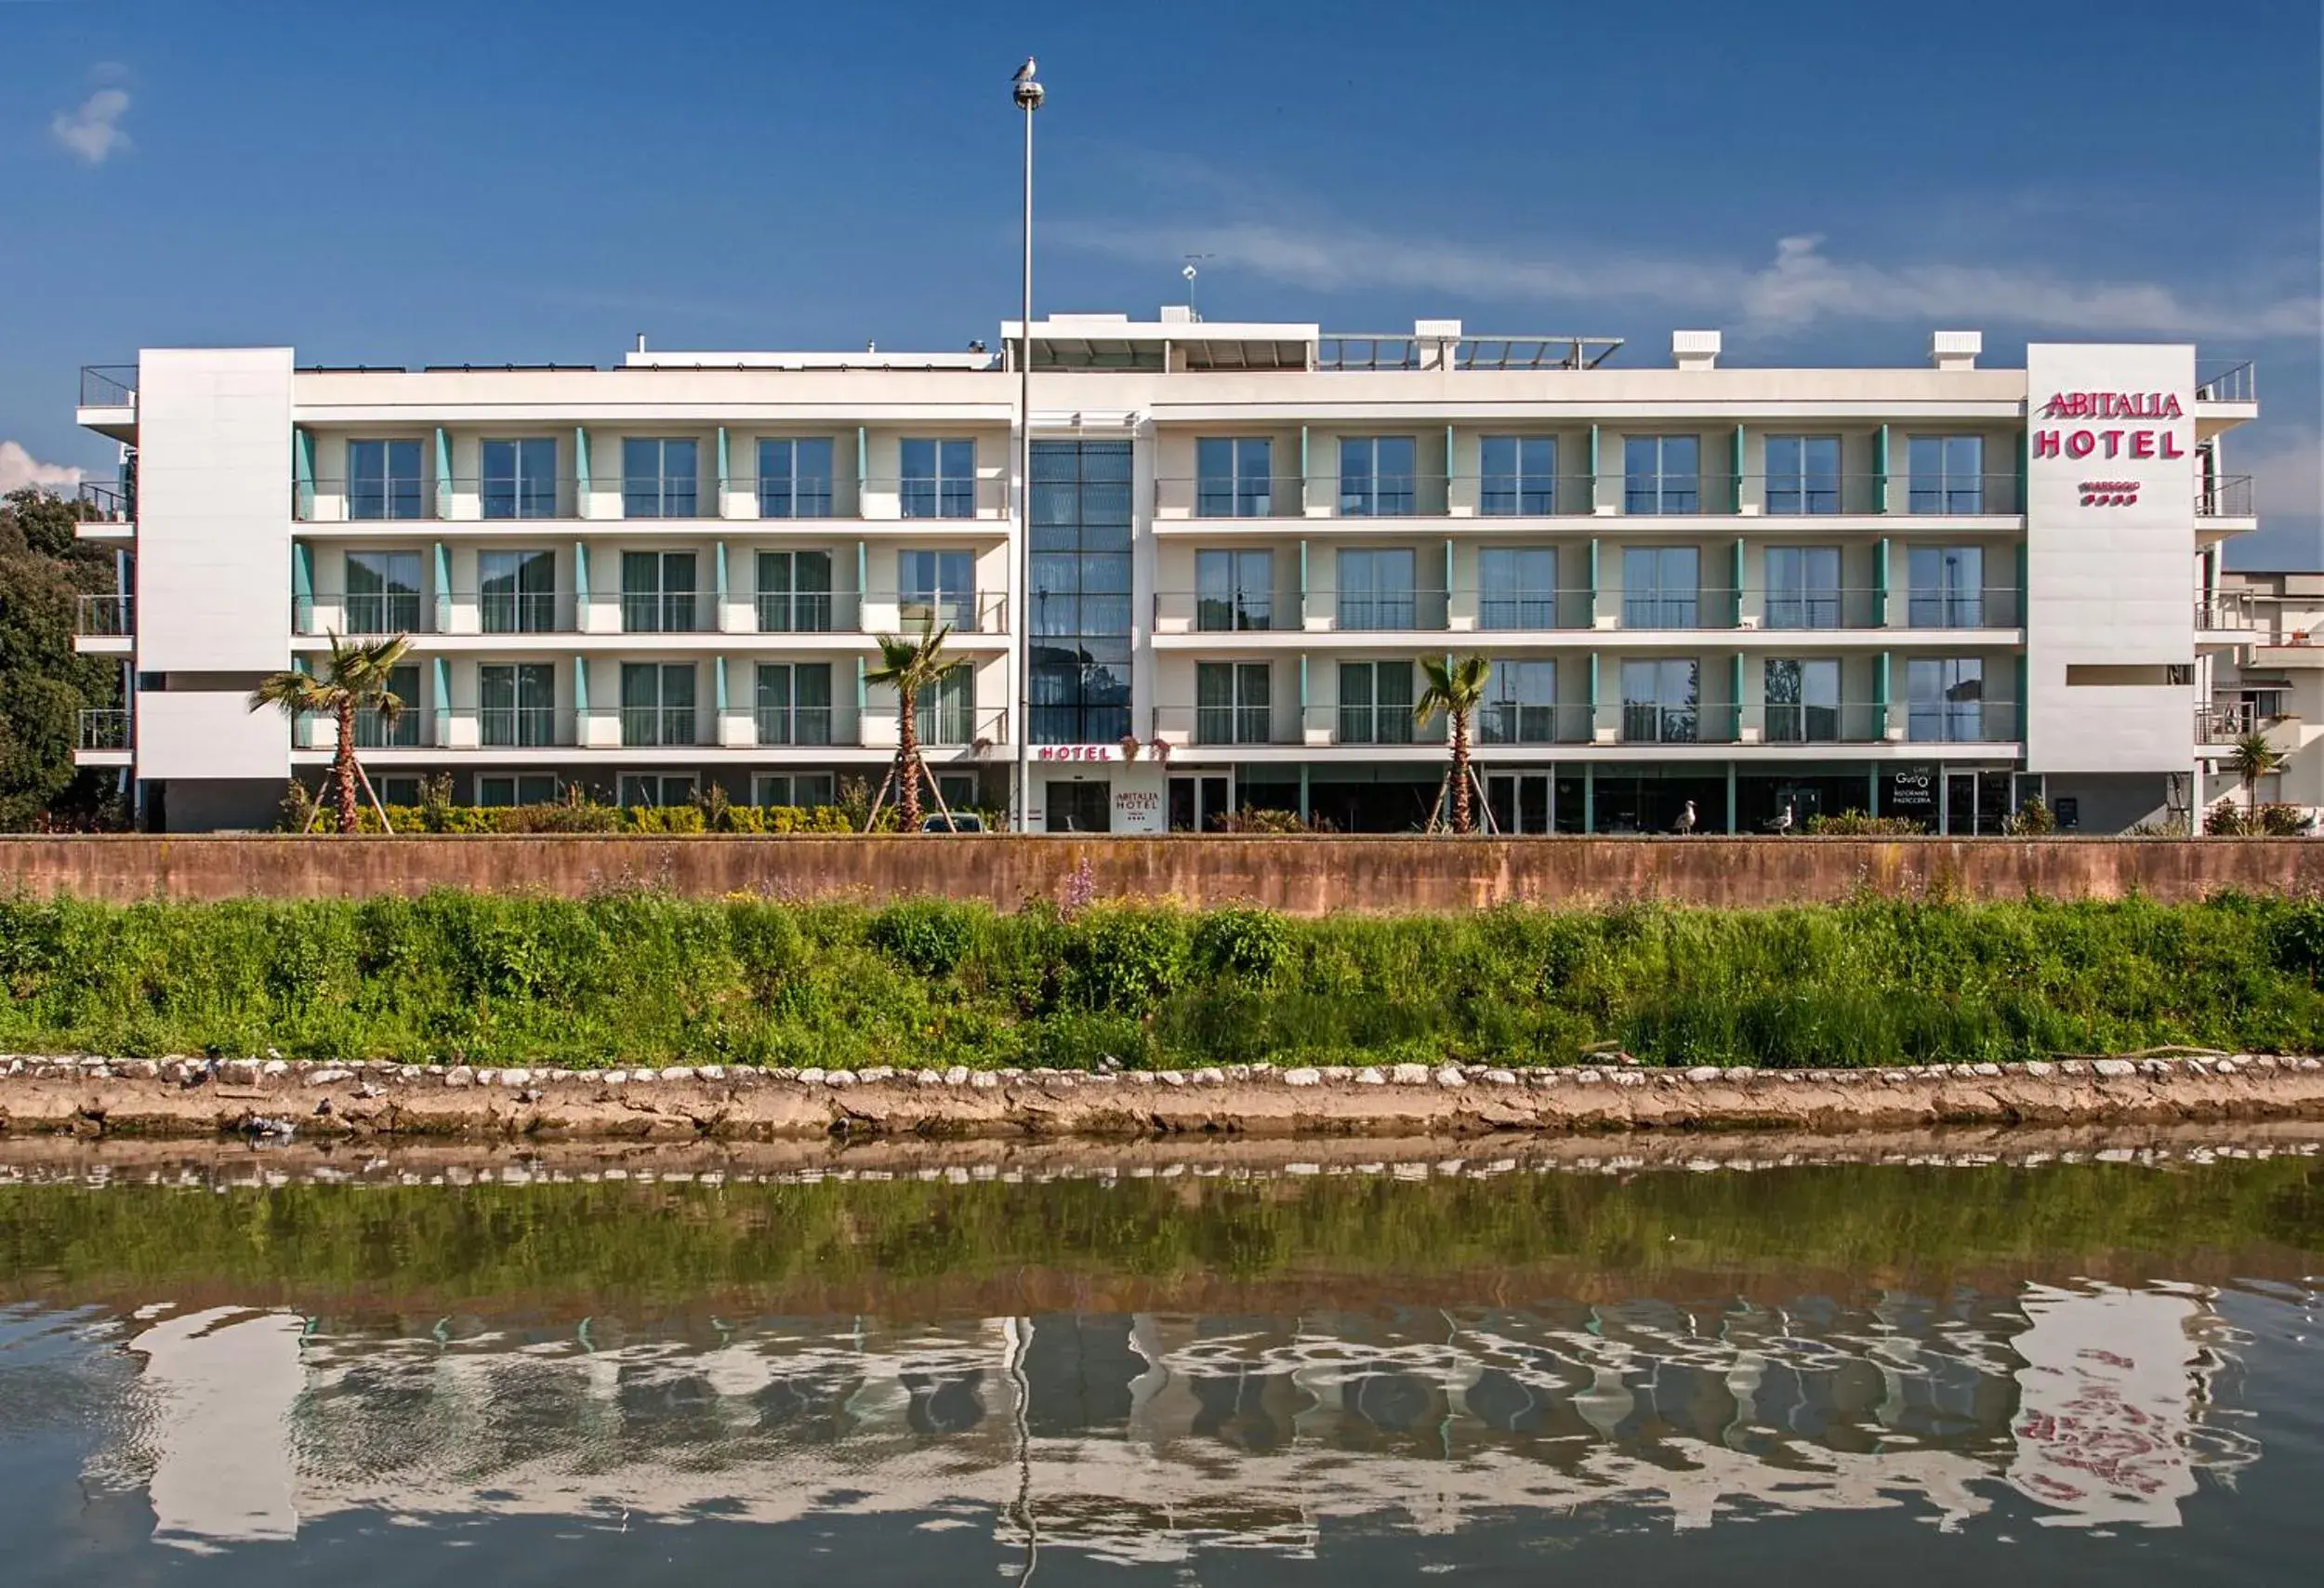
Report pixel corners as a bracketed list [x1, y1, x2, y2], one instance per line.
[1181, 254, 1214, 322]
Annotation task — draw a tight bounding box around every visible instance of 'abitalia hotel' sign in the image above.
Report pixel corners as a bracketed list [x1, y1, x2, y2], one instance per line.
[2032, 389, 2185, 509]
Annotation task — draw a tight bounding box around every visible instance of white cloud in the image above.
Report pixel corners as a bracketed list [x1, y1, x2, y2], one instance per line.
[0, 442, 86, 496]
[52, 86, 132, 165]
[1053, 219, 2321, 342]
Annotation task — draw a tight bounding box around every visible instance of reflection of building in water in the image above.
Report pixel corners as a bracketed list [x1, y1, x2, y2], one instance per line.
[88, 1285, 2257, 1559]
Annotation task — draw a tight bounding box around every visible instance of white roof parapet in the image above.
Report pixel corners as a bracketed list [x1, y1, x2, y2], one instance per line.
[1931, 330, 1983, 371]
[1671, 330, 1722, 371]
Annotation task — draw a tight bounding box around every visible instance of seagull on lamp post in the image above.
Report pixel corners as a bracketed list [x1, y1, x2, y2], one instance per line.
[1673, 800, 1697, 837]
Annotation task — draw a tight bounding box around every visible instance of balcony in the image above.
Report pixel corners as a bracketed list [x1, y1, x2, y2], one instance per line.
[1152, 585, 2021, 642]
[76, 365, 137, 439]
[292, 473, 1012, 527]
[2198, 591, 2263, 641]
[73, 593, 134, 654]
[1153, 471, 2026, 525]
[73, 483, 135, 542]
[2196, 361, 2257, 406]
[2197, 476, 2255, 519]
[77, 708, 131, 757]
[2199, 703, 2258, 745]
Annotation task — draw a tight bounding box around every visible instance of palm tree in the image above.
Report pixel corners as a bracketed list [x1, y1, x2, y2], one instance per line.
[2226, 729, 2286, 821]
[248, 633, 412, 833]
[1414, 654, 1492, 834]
[866, 614, 954, 832]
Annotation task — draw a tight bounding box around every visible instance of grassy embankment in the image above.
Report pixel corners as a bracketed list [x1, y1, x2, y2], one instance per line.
[3, 891, 2322, 1070]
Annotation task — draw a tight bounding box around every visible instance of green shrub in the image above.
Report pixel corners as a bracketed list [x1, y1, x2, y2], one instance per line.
[867, 899, 979, 977]
[1192, 906, 1289, 986]
[1064, 906, 1189, 1012]
[1802, 811, 1926, 836]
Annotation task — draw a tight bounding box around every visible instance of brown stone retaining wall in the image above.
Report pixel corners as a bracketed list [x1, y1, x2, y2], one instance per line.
[3, 1052, 2320, 1142]
[0, 834, 2315, 911]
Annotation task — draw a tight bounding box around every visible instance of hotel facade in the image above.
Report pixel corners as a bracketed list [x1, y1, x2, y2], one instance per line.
[69, 313, 2261, 834]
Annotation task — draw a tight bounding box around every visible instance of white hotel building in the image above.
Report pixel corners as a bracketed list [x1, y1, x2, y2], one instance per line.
[70, 313, 2260, 834]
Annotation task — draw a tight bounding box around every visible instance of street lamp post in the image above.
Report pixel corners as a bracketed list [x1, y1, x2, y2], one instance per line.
[1012, 57, 1043, 834]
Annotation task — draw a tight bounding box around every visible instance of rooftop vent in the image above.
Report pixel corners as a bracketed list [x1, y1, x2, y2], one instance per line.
[1671, 330, 1721, 371]
[1931, 330, 1982, 371]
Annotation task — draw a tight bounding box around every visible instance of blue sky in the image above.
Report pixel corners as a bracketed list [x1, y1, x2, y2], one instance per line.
[5, 0, 2318, 563]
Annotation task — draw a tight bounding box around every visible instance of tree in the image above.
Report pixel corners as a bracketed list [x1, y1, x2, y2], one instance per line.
[865, 614, 954, 832]
[0, 487, 122, 829]
[2225, 729, 2287, 821]
[247, 633, 412, 833]
[1413, 654, 1492, 835]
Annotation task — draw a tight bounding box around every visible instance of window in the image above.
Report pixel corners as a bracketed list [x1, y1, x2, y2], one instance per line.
[479, 549, 557, 633]
[1907, 657, 1984, 742]
[1908, 436, 1986, 515]
[902, 438, 977, 519]
[353, 663, 421, 748]
[621, 438, 699, 519]
[1195, 437, 1274, 517]
[1622, 546, 1699, 629]
[899, 549, 977, 630]
[936, 774, 978, 813]
[915, 663, 975, 746]
[1338, 547, 1419, 630]
[753, 772, 837, 809]
[482, 438, 558, 520]
[345, 550, 423, 635]
[1337, 661, 1415, 745]
[1479, 436, 1558, 516]
[1621, 657, 1698, 743]
[1195, 549, 1274, 631]
[479, 662, 556, 748]
[1028, 440, 1133, 744]
[757, 549, 834, 632]
[375, 776, 424, 807]
[1482, 659, 1559, 745]
[1623, 434, 1699, 515]
[1339, 435, 1417, 517]
[758, 437, 835, 519]
[1765, 547, 1842, 629]
[756, 662, 833, 746]
[1478, 547, 1561, 629]
[348, 440, 425, 521]
[617, 773, 698, 809]
[478, 774, 561, 808]
[621, 550, 700, 632]
[1764, 658, 1842, 743]
[1196, 662, 1272, 745]
[1907, 546, 1985, 628]
[620, 662, 696, 748]
[1765, 435, 1841, 515]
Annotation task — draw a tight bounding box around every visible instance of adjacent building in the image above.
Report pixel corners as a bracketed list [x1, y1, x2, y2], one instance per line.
[69, 315, 2262, 833]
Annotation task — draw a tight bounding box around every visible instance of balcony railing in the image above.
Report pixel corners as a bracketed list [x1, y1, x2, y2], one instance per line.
[78, 708, 130, 751]
[756, 590, 853, 633]
[611, 707, 700, 748]
[293, 473, 1013, 523]
[1335, 589, 1453, 631]
[474, 707, 572, 748]
[297, 593, 427, 637]
[79, 365, 137, 409]
[2199, 592, 2261, 631]
[75, 593, 134, 638]
[75, 482, 134, 523]
[2197, 476, 2254, 517]
[1149, 704, 1297, 748]
[2199, 703, 2257, 743]
[754, 707, 836, 748]
[1150, 585, 2023, 635]
[872, 589, 1010, 634]
[620, 593, 720, 634]
[2196, 361, 2256, 404]
[1153, 471, 2027, 520]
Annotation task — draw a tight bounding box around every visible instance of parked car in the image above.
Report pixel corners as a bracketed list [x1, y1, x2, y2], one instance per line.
[922, 813, 986, 833]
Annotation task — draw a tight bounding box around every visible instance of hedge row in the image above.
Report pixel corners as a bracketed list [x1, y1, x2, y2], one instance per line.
[1, 892, 2320, 1070]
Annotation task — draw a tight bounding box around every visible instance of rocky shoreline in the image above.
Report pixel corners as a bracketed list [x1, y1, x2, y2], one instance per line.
[2, 1052, 2321, 1142]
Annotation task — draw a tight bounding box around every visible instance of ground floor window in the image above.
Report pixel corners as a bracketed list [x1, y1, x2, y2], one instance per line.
[477, 773, 561, 807]
[375, 775, 425, 806]
[618, 773, 697, 808]
[752, 772, 837, 808]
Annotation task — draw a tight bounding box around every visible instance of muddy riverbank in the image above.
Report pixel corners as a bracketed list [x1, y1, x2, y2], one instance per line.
[4, 1052, 2321, 1142]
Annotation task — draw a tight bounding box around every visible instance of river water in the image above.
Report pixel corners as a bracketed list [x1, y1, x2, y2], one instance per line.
[0, 1133, 2317, 1585]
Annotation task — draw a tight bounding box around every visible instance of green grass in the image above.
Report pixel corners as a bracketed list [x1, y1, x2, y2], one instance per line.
[2, 890, 2321, 1070]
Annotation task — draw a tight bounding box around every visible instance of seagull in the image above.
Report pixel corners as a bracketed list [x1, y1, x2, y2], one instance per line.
[1767, 801, 1795, 836]
[1014, 55, 1038, 83]
[1673, 800, 1697, 836]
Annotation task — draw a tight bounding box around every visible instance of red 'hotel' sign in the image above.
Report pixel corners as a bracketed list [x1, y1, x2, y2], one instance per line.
[2032, 390, 2185, 460]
